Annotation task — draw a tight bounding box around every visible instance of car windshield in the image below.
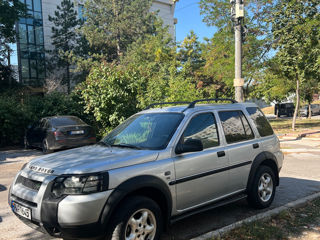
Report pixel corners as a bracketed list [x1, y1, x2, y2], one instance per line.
[102, 113, 184, 150]
[301, 106, 308, 110]
[50, 116, 85, 127]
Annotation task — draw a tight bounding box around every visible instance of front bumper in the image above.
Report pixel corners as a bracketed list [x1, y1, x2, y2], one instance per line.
[9, 170, 112, 239]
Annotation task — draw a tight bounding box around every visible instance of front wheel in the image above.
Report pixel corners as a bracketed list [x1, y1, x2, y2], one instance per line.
[247, 165, 276, 209]
[106, 196, 163, 240]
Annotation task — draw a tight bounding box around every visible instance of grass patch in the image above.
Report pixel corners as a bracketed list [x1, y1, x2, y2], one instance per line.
[262, 106, 274, 115]
[269, 119, 320, 134]
[214, 198, 320, 240]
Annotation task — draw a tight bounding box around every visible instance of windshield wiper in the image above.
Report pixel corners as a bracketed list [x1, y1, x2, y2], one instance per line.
[111, 143, 142, 150]
[96, 141, 111, 147]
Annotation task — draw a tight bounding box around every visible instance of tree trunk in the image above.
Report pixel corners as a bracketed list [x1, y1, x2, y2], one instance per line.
[308, 101, 312, 119]
[112, 0, 121, 58]
[292, 76, 300, 131]
[67, 64, 70, 94]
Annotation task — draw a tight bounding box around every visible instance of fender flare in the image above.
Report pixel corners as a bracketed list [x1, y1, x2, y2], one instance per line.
[99, 175, 172, 228]
[246, 151, 280, 191]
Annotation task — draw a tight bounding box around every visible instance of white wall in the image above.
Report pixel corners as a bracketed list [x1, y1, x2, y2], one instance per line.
[151, 0, 177, 39]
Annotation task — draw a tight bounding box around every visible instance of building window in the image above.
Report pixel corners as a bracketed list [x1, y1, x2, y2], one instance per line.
[17, 0, 45, 86]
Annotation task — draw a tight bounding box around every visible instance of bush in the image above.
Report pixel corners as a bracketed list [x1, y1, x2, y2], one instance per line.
[80, 63, 141, 134]
[0, 94, 31, 146]
[0, 90, 95, 147]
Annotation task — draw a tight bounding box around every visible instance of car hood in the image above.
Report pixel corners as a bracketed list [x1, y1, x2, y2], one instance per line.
[26, 145, 159, 175]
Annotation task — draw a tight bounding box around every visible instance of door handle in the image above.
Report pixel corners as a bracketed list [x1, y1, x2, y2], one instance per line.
[253, 143, 259, 149]
[217, 151, 225, 157]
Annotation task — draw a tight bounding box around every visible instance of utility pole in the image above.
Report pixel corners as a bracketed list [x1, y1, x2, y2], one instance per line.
[231, 0, 244, 102]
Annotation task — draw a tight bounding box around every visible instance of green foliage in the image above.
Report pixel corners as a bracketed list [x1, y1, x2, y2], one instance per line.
[0, 0, 26, 84]
[271, 0, 320, 129]
[0, 0, 25, 43]
[0, 93, 30, 146]
[81, 0, 157, 61]
[200, 29, 235, 98]
[80, 63, 141, 134]
[0, 90, 94, 147]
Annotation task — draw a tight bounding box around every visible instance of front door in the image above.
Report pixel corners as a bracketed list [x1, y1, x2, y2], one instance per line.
[173, 112, 229, 211]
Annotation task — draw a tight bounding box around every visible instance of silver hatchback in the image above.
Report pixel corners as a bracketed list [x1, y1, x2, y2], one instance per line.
[9, 99, 283, 240]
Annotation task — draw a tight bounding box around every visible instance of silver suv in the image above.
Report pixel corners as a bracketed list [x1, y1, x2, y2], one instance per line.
[9, 99, 283, 240]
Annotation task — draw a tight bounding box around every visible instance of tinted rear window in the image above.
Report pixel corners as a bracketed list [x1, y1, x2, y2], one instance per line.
[50, 116, 85, 127]
[218, 111, 254, 144]
[246, 107, 273, 137]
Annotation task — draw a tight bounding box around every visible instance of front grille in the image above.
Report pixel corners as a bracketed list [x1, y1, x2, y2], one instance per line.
[16, 175, 42, 191]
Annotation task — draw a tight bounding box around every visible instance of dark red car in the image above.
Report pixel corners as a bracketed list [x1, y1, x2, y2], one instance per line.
[25, 116, 96, 153]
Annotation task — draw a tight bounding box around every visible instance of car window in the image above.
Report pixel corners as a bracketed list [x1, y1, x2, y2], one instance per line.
[246, 107, 274, 137]
[218, 111, 254, 144]
[103, 113, 184, 150]
[50, 116, 85, 127]
[182, 113, 219, 149]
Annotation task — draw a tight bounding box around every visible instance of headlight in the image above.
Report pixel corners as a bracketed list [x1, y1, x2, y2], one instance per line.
[52, 172, 109, 197]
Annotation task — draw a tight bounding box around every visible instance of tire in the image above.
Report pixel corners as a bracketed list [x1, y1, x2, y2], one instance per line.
[42, 139, 53, 154]
[105, 196, 163, 240]
[247, 165, 276, 209]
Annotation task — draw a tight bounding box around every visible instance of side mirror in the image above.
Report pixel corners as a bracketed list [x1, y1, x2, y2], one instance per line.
[176, 138, 203, 154]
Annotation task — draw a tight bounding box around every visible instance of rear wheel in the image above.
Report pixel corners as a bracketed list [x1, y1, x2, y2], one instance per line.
[106, 196, 163, 240]
[42, 139, 53, 154]
[247, 165, 276, 209]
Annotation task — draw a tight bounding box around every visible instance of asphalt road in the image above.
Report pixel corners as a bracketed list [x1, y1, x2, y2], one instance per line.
[0, 140, 319, 240]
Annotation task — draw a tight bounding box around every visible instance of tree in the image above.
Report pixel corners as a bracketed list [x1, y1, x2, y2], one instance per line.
[271, 0, 320, 130]
[0, 0, 25, 86]
[80, 0, 158, 62]
[199, 0, 280, 99]
[48, 0, 81, 94]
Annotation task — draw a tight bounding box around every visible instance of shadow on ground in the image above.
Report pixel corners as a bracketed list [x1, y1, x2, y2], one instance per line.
[0, 149, 42, 160]
[0, 184, 7, 192]
[161, 177, 320, 240]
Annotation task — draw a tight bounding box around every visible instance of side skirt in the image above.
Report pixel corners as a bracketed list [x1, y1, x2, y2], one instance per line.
[169, 192, 247, 224]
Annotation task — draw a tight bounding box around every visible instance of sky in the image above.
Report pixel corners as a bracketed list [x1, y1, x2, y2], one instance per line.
[174, 0, 217, 43]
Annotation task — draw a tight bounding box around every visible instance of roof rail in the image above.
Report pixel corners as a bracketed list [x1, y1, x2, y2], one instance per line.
[145, 101, 191, 110]
[184, 98, 237, 111]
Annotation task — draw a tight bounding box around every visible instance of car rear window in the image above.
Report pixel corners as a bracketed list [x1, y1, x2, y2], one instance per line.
[246, 107, 274, 137]
[50, 116, 85, 127]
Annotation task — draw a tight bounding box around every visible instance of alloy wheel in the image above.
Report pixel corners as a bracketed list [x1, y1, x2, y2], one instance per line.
[125, 209, 157, 240]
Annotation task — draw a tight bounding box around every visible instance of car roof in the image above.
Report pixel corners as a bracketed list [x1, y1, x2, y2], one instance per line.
[139, 102, 258, 115]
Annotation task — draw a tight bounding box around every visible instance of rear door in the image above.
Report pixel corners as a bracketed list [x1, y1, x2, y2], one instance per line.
[218, 110, 261, 192]
[173, 112, 229, 210]
[246, 106, 279, 158]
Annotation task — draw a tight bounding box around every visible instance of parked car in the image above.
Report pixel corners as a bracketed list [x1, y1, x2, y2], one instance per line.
[300, 104, 320, 117]
[24, 116, 96, 153]
[10, 99, 283, 240]
[274, 103, 294, 117]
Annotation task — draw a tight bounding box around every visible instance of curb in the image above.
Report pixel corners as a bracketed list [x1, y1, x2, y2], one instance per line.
[191, 192, 320, 240]
[278, 130, 320, 141]
[281, 148, 320, 153]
